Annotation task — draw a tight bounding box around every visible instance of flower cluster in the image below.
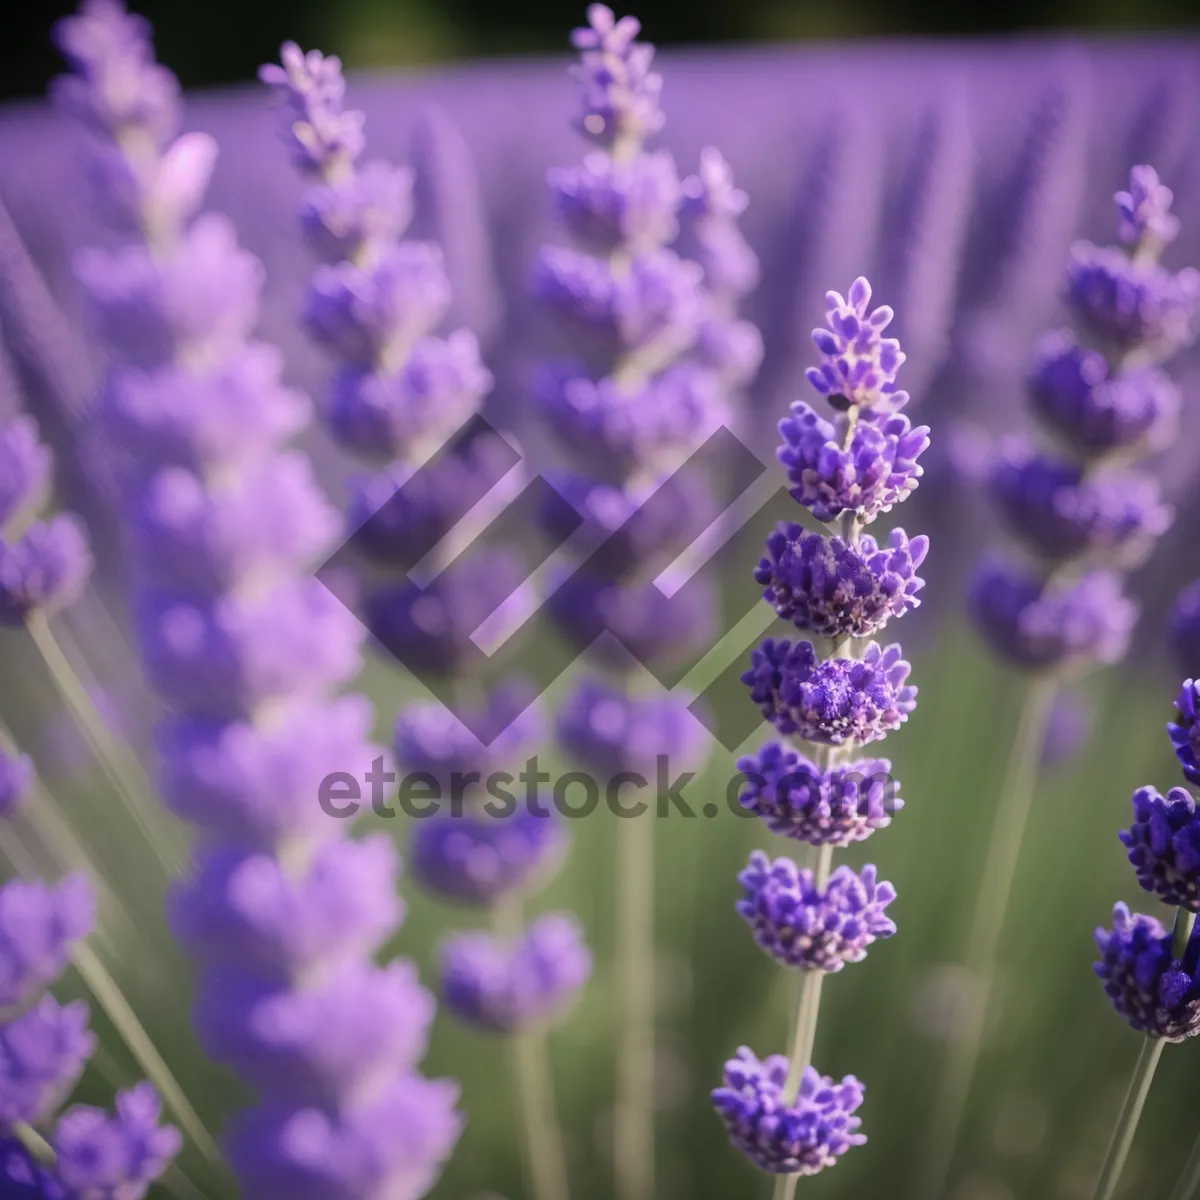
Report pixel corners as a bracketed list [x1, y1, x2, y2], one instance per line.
[0, 742, 178, 1196]
[0, 415, 92, 628]
[1169, 580, 1200, 682]
[61, 5, 461, 1195]
[716, 273, 924, 1179]
[393, 690, 590, 1032]
[268, 40, 590, 1042]
[538, 5, 755, 785]
[1095, 680, 1200, 1041]
[971, 166, 1196, 676]
[736, 853, 897, 972]
[712, 1050, 866, 1176]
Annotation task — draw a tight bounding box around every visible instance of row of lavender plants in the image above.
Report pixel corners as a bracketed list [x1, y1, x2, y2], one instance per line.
[0, 1, 1198, 1198]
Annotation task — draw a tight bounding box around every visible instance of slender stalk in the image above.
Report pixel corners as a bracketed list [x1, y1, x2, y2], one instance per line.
[70, 941, 222, 1167]
[1167, 1127, 1200, 1200]
[918, 674, 1058, 1199]
[492, 902, 572, 1200]
[1090, 1035, 1165, 1200]
[25, 612, 184, 876]
[615, 805, 655, 1200]
[510, 1028, 572, 1200]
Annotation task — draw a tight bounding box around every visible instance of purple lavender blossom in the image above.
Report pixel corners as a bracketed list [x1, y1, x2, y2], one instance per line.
[136, 581, 362, 717]
[737, 743, 900, 845]
[0, 1137, 66, 1199]
[53, 1082, 183, 1200]
[1169, 680, 1200, 787]
[1094, 903, 1200, 1041]
[1116, 164, 1181, 250]
[393, 681, 543, 787]
[0, 749, 34, 818]
[52, 0, 181, 148]
[743, 638, 917, 746]
[105, 347, 310, 473]
[548, 566, 716, 669]
[537, 360, 724, 481]
[227, 1076, 463, 1200]
[711, 1048, 866, 1175]
[777, 401, 929, 523]
[0, 996, 95, 1125]
[0, 517, 93, 626]
[968, 558, 1136, 670]
[1064, 244, 1200, 363]
[441, 913, 593, 1033]
[556, 676, 709, 778]
[756, 524, 928, 638]
[157, 696, 379, 850]
[259, 43, 365, 174]
[411, 810, 569, 906]
[804, 278, 910, 413]
[194, 960, 436, 1103]
[540, 468, 716, 581]
[169, 836, 404, 977]
[1028, 331, 1179, 456]
[345, 431, 517, 568]
[363, 548, 528, 676]
[550, 150, 682, 254]
[681, 147, 760, 308]
[0, 875, 95, 1009]
[1120, 786, 1200, 911]
[1169, 580, 1200, 681]
[0, 418, 52, 532]
[569, 4, 664, 151]
[736, 852, 897, 971]
[129, 455, 340, 594]
[990, 444, 1172, 564]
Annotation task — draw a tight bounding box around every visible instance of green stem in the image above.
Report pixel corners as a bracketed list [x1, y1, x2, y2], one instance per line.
[1090, 1036, 1165, 1200]
[25, 613, 184, 876]
[493, 903, 572, 1200]
[70, 941, 223, 1168]
[1167, 1127, 1200, 1200]
[509, 1029, 572, 1200]
[918, 674, 1058, 1199]
[614, 806, 655, 1200]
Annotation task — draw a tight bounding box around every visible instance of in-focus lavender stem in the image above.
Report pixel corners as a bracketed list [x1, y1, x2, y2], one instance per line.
[1090, 1035, 1165, 1200]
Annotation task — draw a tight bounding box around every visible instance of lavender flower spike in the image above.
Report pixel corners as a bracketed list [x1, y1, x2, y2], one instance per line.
[0, 875, 95, 1009]
[60, 6, 460, 1195]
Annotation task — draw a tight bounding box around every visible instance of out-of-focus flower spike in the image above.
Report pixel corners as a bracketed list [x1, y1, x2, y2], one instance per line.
[411, 105, 504, 347]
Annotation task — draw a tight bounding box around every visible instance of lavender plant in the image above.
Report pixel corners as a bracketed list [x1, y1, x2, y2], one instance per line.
[925, 164, 1199, 1196]
[533, 8, 763, 1197]
[262, 41, 591, 1200]
[0, 862, 181, 1199]
[0, 396, 178, 1196]
[712, 277, 928, 1194]
[58, 4, 462, 1196]
[1086, 680, 1200, 1200]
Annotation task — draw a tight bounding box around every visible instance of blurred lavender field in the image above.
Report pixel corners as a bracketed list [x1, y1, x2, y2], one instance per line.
[1, 5, 1200, 1199]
